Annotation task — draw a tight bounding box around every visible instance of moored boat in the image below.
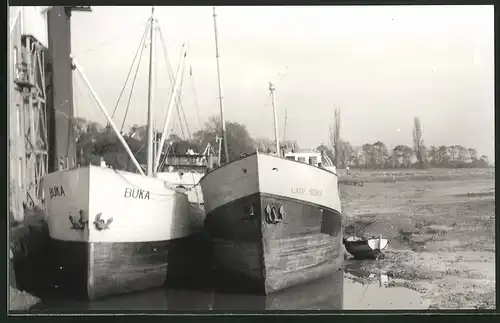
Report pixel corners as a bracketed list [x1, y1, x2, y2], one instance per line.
[157, 146, 218, 205]
[43, 165, 197, 300]
[200, 9, 343, 293]
[201, 151, 343, 294]
[42, 7, 204, 300]
[343, 235, 388, 260]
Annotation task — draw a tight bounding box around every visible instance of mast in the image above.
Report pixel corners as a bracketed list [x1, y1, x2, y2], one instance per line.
[269, 82, 280, 156]
[146, 6, 156, 176]
[216, 134, 222, 166]
[71, 57, 145, 176]
[154, 45, 188, 172]
[212, 6, 230, 164]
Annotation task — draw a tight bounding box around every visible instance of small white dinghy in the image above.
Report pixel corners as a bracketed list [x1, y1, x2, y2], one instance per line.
[343, 235, 388, 259]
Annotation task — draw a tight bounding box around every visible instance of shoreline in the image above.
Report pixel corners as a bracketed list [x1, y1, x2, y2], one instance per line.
[340, 172, 495, 309]
[9, 168, 495, 311]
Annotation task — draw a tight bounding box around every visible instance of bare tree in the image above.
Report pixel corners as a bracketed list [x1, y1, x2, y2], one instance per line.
[329, 108, 341, 168]
[412, 116, 425, 169]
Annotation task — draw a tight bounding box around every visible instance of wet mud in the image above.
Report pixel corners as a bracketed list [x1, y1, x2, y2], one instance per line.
[26, 267, 433, 311]
[340, 169, 495, 309]
[10, 169, 495, 311]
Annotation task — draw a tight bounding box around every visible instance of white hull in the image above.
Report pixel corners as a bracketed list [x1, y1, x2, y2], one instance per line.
[200, 153, 341, 214]
[156, 171, 204, 205]
[367, 238, 388, 250]
[42, 166, 202, 243]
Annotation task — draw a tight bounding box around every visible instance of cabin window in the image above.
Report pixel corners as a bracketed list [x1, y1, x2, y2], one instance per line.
[309, 156, 318, 165]
[286, 156, 296, 161]
[298, 157, 306, 163]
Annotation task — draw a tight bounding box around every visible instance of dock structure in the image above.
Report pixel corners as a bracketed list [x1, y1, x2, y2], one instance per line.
[9, 6, 91, 221]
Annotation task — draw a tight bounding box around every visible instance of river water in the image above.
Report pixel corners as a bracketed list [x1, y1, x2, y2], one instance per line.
[29, 266, 431, 312]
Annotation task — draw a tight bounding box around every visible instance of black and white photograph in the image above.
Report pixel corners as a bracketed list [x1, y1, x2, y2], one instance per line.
[8, 4, 495, 312]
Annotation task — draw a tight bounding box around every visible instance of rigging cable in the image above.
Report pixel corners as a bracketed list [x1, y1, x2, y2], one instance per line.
[176, 99, 186, 140]
[110, 20, 151, 120]
[163, 55, 187, 140]
[169, 50, 191, 141]
[78, 22, 150, 55]
[157, 25, 175, 85]
[172, 67, 187, 140]
[72, 73, 104, 164]
[157, 24, 179, 142]
[188, 62, 202, 130]
[158, 142, 173, 171]
[177, 67, 192, 140]
[73, 73, 101, 133]
[157, 25, 194, 142]
[73, 73, 93, 120]
[157, 24, 175, 127]
[119, 29, 149, 132]
[171, 113, 178, 138]
[74, 70, 105, 124]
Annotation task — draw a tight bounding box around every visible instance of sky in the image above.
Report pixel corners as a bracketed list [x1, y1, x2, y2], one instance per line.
[69, 5, 494, 159]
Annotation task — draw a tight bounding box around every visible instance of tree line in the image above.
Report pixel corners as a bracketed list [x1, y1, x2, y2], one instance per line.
[318, 140, 490, 170]
[73, 114, 490, 172]
[327, 114, 490, 170]
[73, 116, 259, 171]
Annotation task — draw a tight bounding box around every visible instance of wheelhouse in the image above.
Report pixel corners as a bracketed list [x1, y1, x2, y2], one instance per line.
[283, 150, 336, 174]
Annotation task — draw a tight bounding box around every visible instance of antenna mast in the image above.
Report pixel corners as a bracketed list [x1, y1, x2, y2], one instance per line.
[213, 6, 230, 164]
[269, 82, 280, 156]
[216, 134, 222, 166]
[146, 6, 156, 176]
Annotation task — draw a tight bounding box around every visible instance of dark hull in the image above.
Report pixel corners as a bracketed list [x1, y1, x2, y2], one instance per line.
[213, 268, 344, 310]
[343, 239, 383, 260]
[205, 192, 343, 295]
[10, 257, 16, 289]
[48, 232, 211, 300]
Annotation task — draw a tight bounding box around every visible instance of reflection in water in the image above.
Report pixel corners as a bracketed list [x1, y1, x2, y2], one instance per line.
[30, 266, 430, 312]
[343, 276, 431, 310]
[213, 268, 343, 310]
[31, 269, 343, 311]
[343, 260, 431, 310]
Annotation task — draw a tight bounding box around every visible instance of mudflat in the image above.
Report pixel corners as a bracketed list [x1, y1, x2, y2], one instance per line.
[340, 168, 495, 309]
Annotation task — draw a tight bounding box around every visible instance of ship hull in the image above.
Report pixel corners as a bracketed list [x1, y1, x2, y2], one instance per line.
[156, 171, 204, 205]
[213, 268, 344, 310]
[343, 237, 389, 260]
[201, 153, 343, 294]
[42, 166, 205, 300]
